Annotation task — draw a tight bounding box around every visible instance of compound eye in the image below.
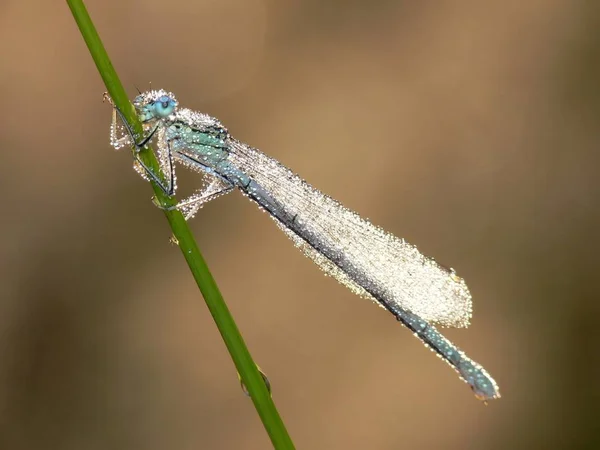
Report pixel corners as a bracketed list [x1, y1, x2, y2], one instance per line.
[154, 95, 176, 117]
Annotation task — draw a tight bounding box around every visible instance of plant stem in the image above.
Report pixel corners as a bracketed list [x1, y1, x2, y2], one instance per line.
[66, 1, 295, 448]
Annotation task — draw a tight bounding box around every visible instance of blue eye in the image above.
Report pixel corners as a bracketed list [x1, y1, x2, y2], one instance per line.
[153, 95, 176, 117]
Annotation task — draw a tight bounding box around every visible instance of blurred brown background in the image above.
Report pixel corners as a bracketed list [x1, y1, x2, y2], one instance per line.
[1, 0, 599, 449]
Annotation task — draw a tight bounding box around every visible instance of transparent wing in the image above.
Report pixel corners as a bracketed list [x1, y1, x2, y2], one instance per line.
[227, 140, 472, 328]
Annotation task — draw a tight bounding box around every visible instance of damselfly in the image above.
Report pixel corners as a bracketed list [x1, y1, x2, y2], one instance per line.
[107, 90, 500, 401]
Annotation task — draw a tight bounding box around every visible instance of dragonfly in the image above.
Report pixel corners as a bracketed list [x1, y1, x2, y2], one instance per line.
[107, 90, 500, 401]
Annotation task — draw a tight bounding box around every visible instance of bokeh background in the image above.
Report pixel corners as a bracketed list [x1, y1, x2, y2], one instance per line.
[1, 0, 599, 449]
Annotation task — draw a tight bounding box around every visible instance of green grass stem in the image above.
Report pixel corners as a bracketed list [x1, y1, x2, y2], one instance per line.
[66, 1, 295, 448]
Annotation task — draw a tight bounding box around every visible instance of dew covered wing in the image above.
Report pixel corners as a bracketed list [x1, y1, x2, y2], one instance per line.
[227, 140, 473, 328]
